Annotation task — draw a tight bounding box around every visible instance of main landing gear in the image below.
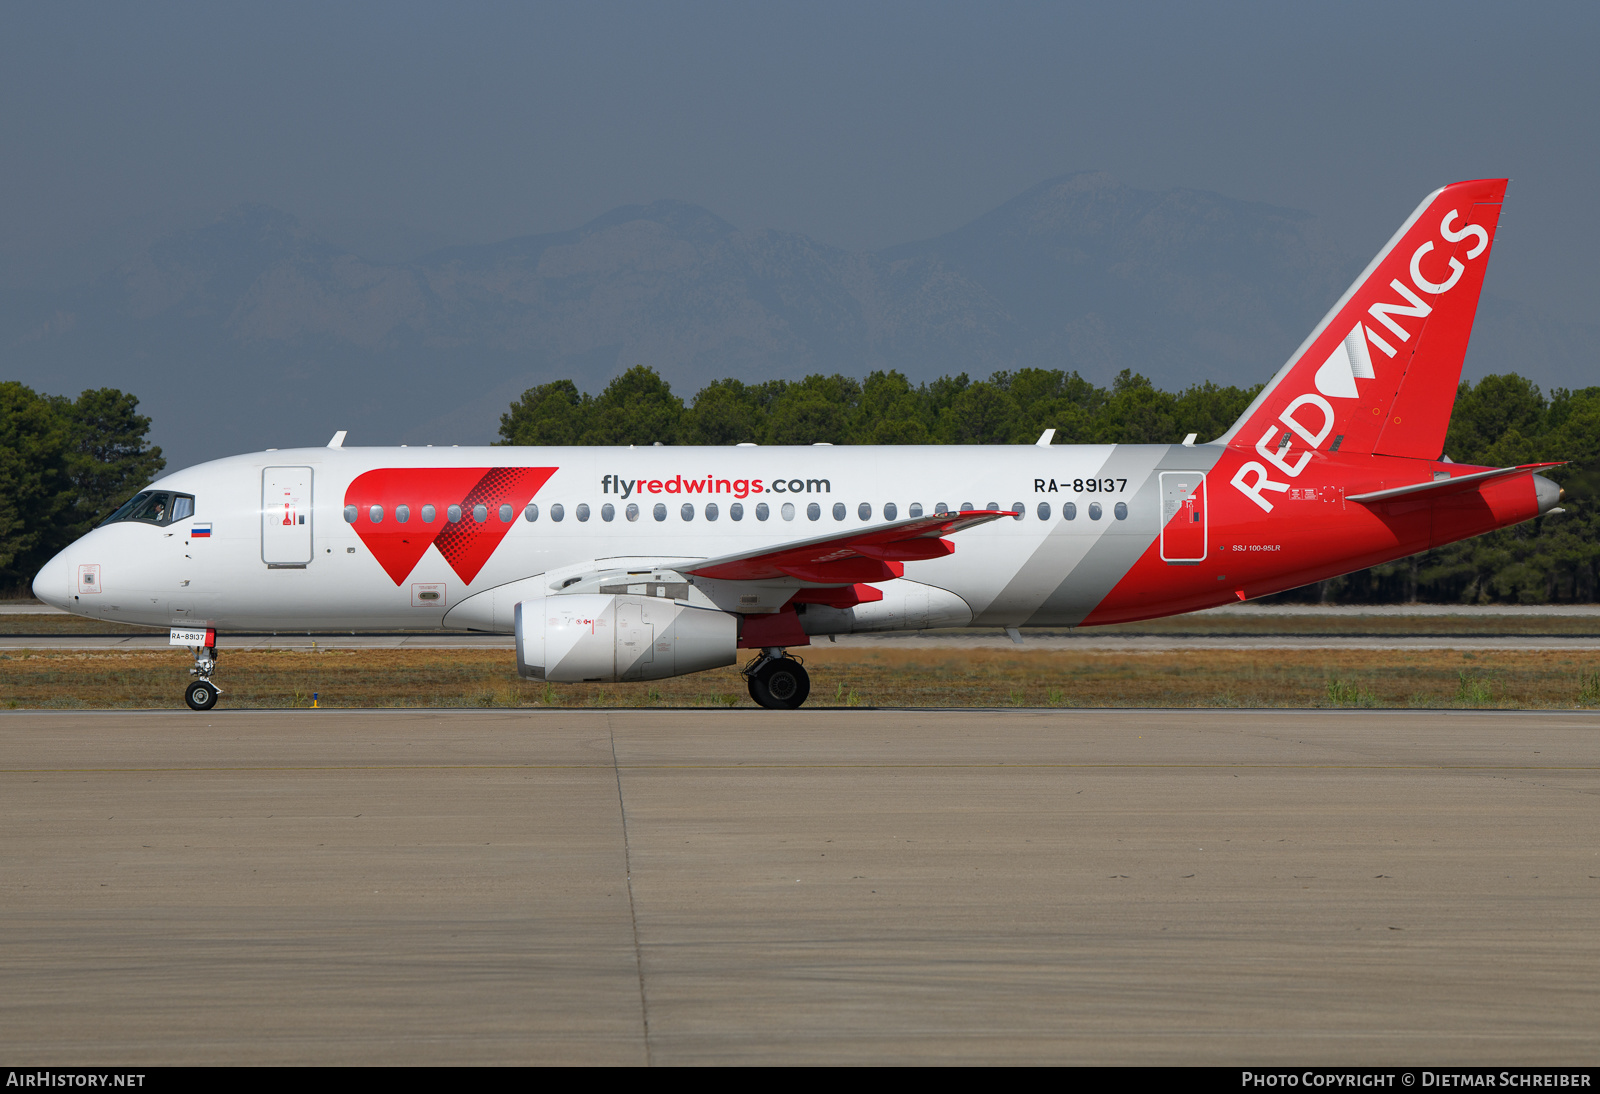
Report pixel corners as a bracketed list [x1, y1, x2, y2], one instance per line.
[184, 643, 222, 711]
[744, 648, 811, 710]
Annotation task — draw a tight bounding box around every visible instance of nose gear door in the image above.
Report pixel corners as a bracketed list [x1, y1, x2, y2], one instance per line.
[262, 466, 314, 567]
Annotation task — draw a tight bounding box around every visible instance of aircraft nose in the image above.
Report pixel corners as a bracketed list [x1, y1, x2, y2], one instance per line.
[31, 548, 71, 609]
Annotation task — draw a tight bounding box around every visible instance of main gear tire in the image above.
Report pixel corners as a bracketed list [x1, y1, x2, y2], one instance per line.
[749, 657, 810, 710]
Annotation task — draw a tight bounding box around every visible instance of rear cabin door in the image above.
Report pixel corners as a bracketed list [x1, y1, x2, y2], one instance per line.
[1159, 471, 1207, 564]
[262, 466, 314, 567]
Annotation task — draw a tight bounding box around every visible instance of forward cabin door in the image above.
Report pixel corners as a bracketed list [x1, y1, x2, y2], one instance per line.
[262, 466, 314, 567]
[1159, 472, 1207, 564]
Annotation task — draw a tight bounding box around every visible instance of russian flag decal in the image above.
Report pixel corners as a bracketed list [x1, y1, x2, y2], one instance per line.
[192, 524, 212, 538]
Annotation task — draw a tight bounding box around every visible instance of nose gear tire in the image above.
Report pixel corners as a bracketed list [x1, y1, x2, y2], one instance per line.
[185, 680, 219, 711]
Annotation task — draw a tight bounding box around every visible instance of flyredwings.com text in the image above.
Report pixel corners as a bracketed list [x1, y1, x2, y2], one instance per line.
[600, 474, 830, 500]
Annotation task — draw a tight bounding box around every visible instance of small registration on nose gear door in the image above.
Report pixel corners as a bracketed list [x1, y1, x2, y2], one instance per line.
[263, 466, 314, 567]
[1159, 471, 1207, 564]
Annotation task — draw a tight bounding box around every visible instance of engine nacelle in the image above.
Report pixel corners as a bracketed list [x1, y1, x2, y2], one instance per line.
[514, 594, 738, 682]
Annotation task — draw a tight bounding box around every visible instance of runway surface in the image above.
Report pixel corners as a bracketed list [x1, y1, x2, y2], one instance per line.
[2, 709, 1598, 1065]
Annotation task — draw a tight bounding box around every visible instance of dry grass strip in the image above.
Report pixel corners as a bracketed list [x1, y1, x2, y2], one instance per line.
[4, 646, 1600, 710]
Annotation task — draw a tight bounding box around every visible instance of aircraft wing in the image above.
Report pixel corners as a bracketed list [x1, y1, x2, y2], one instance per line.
[1347, 463, 1563, 504]
[684, 508, 1018, 584]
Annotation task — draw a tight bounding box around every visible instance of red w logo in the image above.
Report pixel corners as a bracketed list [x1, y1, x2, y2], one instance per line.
[345, 467, 557, 585]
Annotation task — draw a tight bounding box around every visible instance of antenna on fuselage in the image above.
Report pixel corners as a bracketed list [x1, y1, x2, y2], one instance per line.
[327, 431, 347, 448]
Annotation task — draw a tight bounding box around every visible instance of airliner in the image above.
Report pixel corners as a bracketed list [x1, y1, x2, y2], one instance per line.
[32, 179, 1561, 710]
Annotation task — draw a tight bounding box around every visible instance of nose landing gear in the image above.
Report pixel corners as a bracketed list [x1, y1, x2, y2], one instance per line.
[182, 639, 222, 711]
[744, 648, 811, 709]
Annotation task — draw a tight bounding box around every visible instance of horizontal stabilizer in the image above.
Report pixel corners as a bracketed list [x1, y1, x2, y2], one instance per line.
[1347, 463, 1562, 504]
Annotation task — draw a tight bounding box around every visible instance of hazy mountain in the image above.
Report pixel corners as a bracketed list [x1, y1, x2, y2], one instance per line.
[4, 173, 1594, 469]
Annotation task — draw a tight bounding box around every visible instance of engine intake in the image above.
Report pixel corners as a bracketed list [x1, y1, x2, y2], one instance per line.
[514, 594, 737, 682]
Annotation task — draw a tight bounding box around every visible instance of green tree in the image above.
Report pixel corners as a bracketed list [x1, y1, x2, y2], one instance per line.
[766, 374, 860, 445]
[584, 366, 686, 445]
[852, 370, 933, 444]
[1092, 370, 1179, 443]
[0, 382, 70, 590]
[1444, 374, 1546, 464]
[1173, 380, 1261, 443]
[936, 378, 1018, 444]
[62, 388, 166, 531]
[498, 380, 592, 446]
[683, 379, 768, 445]
[1009, 369, 1108, 445]
[0, 383, 164, 594]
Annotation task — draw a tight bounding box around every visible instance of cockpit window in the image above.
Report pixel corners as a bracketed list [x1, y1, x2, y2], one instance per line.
[99, 490, 197, 528]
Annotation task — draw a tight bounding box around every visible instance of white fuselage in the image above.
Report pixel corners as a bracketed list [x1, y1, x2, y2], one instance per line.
[35, 443, 1201, 633]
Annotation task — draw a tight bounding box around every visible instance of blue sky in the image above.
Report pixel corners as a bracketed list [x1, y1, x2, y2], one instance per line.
[3, 2, 1597, 319]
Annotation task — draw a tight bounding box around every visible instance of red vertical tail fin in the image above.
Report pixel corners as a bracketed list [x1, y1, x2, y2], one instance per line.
[1218, 179, 1506, 461]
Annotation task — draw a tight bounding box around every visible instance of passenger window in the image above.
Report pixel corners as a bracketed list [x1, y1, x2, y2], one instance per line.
[858, 502, 871, 521]
[934, 503, 948, 515]
[653, 503, 666, 522]
[1037, 502, 1051, 520]
[551, 503, 565, 522]
[626, 503, 639, 522]
[343, 505, 357, 524]
[1064, 502, 1077, 520]
[730, 502, 743, 521]
[576, 503, 590, 522]
[422, 504, 436, 523]
[602, 503, 615, 522]
[396, 505, 410, 523]
[806, 502, 820, 521]
[1114, 501, 1128, 520]
[500, 504, 513, 523]
[884, 502, 897, 520]
[473, 504, 488, 523]
[909, 503, 922, 518]
[961, 502, 974, 512]
[832, 502, 846, 521]
[370, 505, 384, 523]
[681, 503, 694, 521]
[986, 502, 999, 511]
[1089, 502, 1102, 520]
[448, 505, 462, 523]
[1010, 501, 1024, 521]
[756, 503, 769, 521]
[523, 504, 538, 522]
[781, 502, 794, 521]
[705, 502, 719, 521]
